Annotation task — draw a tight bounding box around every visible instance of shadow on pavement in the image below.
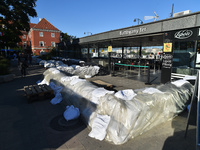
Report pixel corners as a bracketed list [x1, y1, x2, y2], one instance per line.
[0, 66, 87, 150]
[162, 111, 196, 150]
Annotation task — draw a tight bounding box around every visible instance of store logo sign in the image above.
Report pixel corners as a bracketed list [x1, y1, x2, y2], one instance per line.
[174, 30, 193, 39]
[119, 27, 147, 36]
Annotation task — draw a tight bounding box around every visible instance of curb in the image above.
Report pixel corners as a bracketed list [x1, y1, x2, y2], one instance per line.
[0, 74, 15, 83]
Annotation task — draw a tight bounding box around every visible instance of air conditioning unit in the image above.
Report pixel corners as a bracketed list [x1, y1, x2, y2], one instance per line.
[173, 10, 191, 17]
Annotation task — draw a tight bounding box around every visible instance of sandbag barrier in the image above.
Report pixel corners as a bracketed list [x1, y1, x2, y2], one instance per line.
[113, 63, 151, 84]
[40, 68, 194, 145]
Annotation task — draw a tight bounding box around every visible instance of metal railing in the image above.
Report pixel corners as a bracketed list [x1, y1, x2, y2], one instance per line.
[112, 63, 152, 84]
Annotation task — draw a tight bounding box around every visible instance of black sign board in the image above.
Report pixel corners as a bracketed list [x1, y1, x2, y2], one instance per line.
[169, 28, 198, 41]
[162, 54, 173, 69]
[161, 53, 173, 83]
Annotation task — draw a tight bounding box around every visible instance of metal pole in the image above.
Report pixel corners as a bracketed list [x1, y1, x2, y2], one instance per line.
[138, 60, 141, 76]
[122, 46, 124, 63]
[112, 62, 115, 76]
[87, 45, 90, 63]
[97, 46, 100, 58]
[197, 71, 200, 150]
[145, 65, 151, 85]
[108, 52, 111, 75]
[153, 60, 156, 74]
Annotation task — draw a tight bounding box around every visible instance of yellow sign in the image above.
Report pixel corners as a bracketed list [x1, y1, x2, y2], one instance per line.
[101, 49, 104, 52]
[163, 43, 172, 52]
[91, 49, 94, 53]
[108, 46, 112, 52]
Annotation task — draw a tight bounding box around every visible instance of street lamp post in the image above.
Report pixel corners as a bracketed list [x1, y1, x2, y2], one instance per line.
[134, 18, 143, 25]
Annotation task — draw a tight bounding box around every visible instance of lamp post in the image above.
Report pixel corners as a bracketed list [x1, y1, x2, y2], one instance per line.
[134, 18, 143, 25]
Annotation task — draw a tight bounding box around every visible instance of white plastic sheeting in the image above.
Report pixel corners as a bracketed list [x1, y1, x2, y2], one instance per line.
[142, 87, 163, 94]
[92, 88, 115, 104]
[41, 68, 194, 145]
[39, 59, 100, 78]
[114, 89, 137, 101]
[88, 114, 111, 141]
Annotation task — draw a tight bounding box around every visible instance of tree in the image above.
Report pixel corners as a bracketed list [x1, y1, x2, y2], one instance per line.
[61, 32, 76, 43]
[0, 0, 37, 49]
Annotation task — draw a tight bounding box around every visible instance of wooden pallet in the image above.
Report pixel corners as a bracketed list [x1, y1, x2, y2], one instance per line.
[24, 84, 54, 103]
[91, 80, 113, 89]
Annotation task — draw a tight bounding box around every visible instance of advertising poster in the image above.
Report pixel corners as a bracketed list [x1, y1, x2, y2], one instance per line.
[108, 46, 112, 52]
[163, 43, 172, 52]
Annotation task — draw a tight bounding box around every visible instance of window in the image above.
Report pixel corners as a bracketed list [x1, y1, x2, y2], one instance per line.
[51, 42, 55, 47]
[51, 33, 55, 38]
[22, 35, 26, 39]
[39, 41, 44, 47]
[23, 42, 27, 48]
[173, 41, 195, 68]
[39, 32, 43, 37]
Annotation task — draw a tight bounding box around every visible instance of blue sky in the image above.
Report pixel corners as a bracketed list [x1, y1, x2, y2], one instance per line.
[30, 0, 200, 38]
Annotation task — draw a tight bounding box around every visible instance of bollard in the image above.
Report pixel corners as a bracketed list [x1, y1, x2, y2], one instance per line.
[145, 66, 151, 85]
[138, 61, 141, 76]
[112, 63, 115, 76]
[153, 61, 156, 74]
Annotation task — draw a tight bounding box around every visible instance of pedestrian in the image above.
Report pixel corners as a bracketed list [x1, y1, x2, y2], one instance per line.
[29, 54, 32, 66]
[19, 53, 28, 77]
[13, 52, 17, 60]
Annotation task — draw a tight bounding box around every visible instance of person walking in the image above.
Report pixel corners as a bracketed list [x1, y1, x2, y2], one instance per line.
[29, 54, 32, 66]
[19, 53, 28, 77]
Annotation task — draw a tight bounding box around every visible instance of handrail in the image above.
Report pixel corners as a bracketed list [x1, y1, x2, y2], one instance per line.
[113, 63, 149, 68]
[113, 62, 152, 85]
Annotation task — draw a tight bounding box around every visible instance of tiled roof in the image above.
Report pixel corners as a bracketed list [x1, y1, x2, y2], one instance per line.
[29, 23, 37, 29]
[33, 18, 59, 31]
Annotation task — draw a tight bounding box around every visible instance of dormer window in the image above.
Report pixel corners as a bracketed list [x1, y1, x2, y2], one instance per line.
[39, 32, 43, 37]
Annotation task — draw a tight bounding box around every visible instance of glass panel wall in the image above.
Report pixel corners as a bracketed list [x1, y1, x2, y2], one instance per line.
[172, 41, 197, 75]
[81, 48, 88, 59]
[99, 48, 108, 58]
[195, 40, 200, 68]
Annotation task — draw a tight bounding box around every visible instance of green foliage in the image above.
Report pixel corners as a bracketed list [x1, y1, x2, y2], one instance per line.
[0, 57, 10, 75]
[38, 48, 57, 60]
[61, 32, 76, 43]
[49, 48, 57, 57]
[0, 0, 37, 49]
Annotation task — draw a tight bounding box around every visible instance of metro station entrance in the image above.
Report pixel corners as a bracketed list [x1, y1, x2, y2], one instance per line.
[79, 12, 200, 84]
[80, 33, 164, 85]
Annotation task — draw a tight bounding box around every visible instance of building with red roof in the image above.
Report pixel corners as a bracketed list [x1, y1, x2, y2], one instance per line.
[19, 18, 61, 55]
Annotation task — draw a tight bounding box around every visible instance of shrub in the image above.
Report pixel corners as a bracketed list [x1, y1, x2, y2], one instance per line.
[0, 58, 10, 75]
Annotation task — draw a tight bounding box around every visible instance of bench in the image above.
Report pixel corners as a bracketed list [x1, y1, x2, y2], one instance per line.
[24, 84, 54, 103]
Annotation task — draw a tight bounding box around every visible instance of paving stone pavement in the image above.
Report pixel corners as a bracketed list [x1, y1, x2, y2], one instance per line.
[0, 65, 196, 150]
